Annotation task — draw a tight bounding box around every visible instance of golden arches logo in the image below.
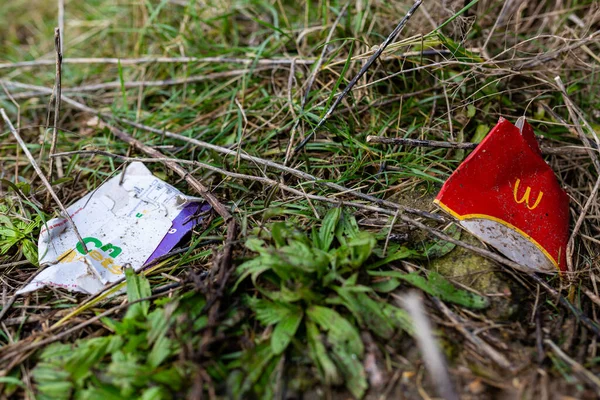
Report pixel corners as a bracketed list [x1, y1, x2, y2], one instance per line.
[513, 179, 543, 210]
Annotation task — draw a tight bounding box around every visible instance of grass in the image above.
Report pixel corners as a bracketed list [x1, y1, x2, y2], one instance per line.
[1, 0, 600, 398]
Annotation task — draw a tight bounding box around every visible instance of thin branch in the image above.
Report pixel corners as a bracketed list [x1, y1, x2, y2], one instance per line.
[1, 68, 270, 100]
[545, 339, 600, 391]
[402, 214, 600, 339]
[555, 76, 600, 273]
[28, 92, 600, 340]
[0, 50, 453, 71]
[366, 134, 593, 155]
[52, 150, 403, 217]
[0, 108, 88, 257]
[3, 82, 440, 220]
[58, 0, 64, 53]
[97, 121, 232, 222]
[46, 28, 63, 196]
[516, 30, 600, 70]
[302, 2, 349, 110]
[432, 297, 514, 371]
[293, 0, 423, 153]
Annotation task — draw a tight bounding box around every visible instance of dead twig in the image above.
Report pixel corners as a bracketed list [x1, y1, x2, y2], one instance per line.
[46, 28, 63, 204]
[433, 297, 514, 371]
[366, 134, 593, 155]
[97, 121, 232, 222]
[2, 68, 270, 100]
[402, 215, 600, 339]
[198, 219, 237, 358]
[52, 150, 406, 217]
[5, 83, 440, 220]
[555, 76, 600, 273]
[0, 109, 87, 251]
[515, 30, 600, 70]
[0, 50, 454, 71]
[544, 339, 600, 391]
[293, 0, 423, 153]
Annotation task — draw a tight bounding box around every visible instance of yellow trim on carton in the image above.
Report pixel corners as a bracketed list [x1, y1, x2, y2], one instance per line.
[434, 199, 560, 271]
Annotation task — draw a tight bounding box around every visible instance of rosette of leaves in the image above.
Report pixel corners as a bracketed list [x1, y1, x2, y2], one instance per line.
[32, 269, 195, 400]
[230, 209, 416, 399]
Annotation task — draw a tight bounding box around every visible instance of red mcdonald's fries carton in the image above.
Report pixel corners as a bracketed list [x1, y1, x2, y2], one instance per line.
[434, 117, 569, 273]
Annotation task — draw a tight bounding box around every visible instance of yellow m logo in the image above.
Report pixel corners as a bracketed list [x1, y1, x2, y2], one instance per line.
[513, 179, 543, 210]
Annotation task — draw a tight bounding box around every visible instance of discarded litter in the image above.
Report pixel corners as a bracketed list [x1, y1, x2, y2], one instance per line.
[434, 117, 569, 273]
[18, 162, 210, 295]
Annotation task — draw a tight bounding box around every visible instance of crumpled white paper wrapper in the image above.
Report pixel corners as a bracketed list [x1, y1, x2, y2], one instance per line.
[18, 162, 209, 295]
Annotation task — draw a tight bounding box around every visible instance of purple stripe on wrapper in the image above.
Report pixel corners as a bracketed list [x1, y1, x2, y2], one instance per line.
[144, 202, 211, 265]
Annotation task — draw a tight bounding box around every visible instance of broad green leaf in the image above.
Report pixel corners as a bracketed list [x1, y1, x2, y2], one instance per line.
[141, 386, 167, 400]
[124, 268, 151, 319]
[334, 231, 376, 269]
[271, 310, 303, 355]
[271, 240, 330, 278]
[335, 212, 360, 247]
[238, 343, 278, 398]
[271, 222, 287, 248]
[0, 376, 25, 387]
[22, 239, 38, 265]
[330, 345, 368, 399]
[37, 381, 73, 400]
[347, 232, 376, 267]
[78, 383, 124, 400]
[423, 224, 461, 259]
[38, 342, 73, 361]
[246, 297, 296, 326]
[472, 124, 490, 144]
[64, 336, 121, 386]
[148, 335, 173, 368]
[306, 321, 341, 385]
[336, 289, 395, 339]
[147, 308, 170, 344]
[381, 303, 415, 336]
[369, 245, 415, 269]
[106, 351, 147, 393]
[307, 306, 363, 357]
[234, 257, 271, 290]
[369, 270, 489, 309]
[263, 284, 318, 303]
[467, 104, 476, 118]
[152, 366, 185, 391]
[371, 278, 401, 293]
[246, 237, 266, 252]
[319, 207, 341, 251]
